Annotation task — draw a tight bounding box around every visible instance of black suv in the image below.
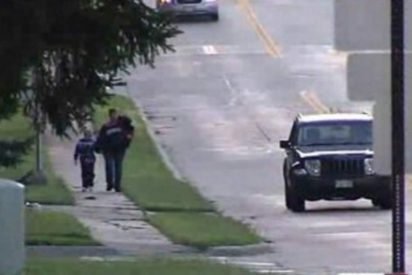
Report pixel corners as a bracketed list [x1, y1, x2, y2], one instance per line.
[279, 113, 391, 212]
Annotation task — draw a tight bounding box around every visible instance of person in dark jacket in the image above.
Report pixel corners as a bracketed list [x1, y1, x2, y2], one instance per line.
[95, 108, 134, 192]
[74, 129, 96, 192]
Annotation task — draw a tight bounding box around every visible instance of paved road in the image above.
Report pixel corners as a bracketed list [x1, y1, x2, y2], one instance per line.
[125, 0, 411, 274]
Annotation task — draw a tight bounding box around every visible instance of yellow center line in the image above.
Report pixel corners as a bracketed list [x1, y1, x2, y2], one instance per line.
[236, 0, 333, 115]
[235, 4, 410, 190]
[237, 0, 281, 58]
[300, 91, 331, 114]
[236, 0, 332, 114]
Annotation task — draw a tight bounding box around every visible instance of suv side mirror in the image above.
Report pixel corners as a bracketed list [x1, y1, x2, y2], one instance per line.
[279, 140, 290, 149]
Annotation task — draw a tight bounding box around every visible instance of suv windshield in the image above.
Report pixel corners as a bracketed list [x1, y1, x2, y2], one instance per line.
[296, 120, 372, 146]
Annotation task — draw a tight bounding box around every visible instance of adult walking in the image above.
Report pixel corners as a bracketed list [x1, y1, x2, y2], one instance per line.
[95, 108, 134, 192]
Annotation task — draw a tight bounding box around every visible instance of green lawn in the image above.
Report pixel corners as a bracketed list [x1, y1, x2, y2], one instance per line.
[94, 95, 262, 248]
[148, 213, 262, 249]
[26, 258, 255, 275]
[0, 112, 74, 205]
[26, 210, 98, 246]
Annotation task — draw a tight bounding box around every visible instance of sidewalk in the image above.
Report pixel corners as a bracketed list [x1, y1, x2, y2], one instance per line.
[26, 130, 284, 274]
[38, 131, 192, 256]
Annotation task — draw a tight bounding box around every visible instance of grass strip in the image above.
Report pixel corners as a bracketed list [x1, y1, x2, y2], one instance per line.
[26, 258, 254, 275]
[25, 156, 74, 205]
[0, 111, 74, 205]
[26, 209, 98, 246]
[148, 212, 262, 249]
[94, 95, 212, 212]
[94, 94, 262, 248]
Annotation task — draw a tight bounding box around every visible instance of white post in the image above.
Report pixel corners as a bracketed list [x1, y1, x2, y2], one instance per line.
[0, 179, 25, 275]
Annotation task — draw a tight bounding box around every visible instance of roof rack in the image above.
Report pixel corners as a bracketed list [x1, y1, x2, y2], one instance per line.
[329, 107, 343, 113]
[326, 107, 372, 116]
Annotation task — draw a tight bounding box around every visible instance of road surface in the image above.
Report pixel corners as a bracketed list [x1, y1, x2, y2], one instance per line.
[125, 0, 412, 274]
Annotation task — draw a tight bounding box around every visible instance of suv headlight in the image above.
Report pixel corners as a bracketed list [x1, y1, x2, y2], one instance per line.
[364, 158, 375, 175]
[304, 159, 321, 176]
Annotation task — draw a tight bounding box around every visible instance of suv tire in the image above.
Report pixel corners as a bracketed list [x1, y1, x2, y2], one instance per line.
[372, 197, 392, 210]
[211, 13, 219, 21]
[287, 185, 305, 212]
[283, 161, 291, 209]
[285, 181, 293, 210]
[284, 167, 305, 212]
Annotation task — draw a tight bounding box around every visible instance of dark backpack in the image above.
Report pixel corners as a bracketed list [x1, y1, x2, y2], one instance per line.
[118, 115, 135, 148]
[119, 115, 134, 134]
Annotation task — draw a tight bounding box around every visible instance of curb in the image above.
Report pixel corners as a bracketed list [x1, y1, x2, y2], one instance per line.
[27, 243, 273, 258]
[123, 88, 184, 182]
[205, 243, 274, 257]
[27, 244, 198, 258]
[27, 246, 120, 258]
[115, 90, 274, 258]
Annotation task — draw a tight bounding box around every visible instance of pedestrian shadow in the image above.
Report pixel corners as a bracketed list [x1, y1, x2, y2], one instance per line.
[84, 195, 96, 200]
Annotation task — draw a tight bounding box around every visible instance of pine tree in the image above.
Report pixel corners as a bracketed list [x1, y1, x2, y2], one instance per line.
[0, 0, 180, 167]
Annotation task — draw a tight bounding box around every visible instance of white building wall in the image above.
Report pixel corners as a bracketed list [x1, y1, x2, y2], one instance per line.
[334, 0, 412, 175]
[334, 0, 411, 51]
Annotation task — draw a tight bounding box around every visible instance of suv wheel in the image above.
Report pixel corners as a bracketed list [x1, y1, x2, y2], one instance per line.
[287, 185, 305, 212]
[285, 180, 293, 210]
[211, 13, 219, 21]
[283, 161, 291, 209]
[371, 197, 392, 210]
[284, 168, 305, 212]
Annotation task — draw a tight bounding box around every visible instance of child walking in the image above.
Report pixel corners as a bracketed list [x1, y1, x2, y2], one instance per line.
[74, 129, 96, 192]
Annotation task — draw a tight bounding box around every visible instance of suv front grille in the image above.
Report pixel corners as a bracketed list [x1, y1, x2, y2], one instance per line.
[177, 0, 202, 4]
[321, 158, 364, 176]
